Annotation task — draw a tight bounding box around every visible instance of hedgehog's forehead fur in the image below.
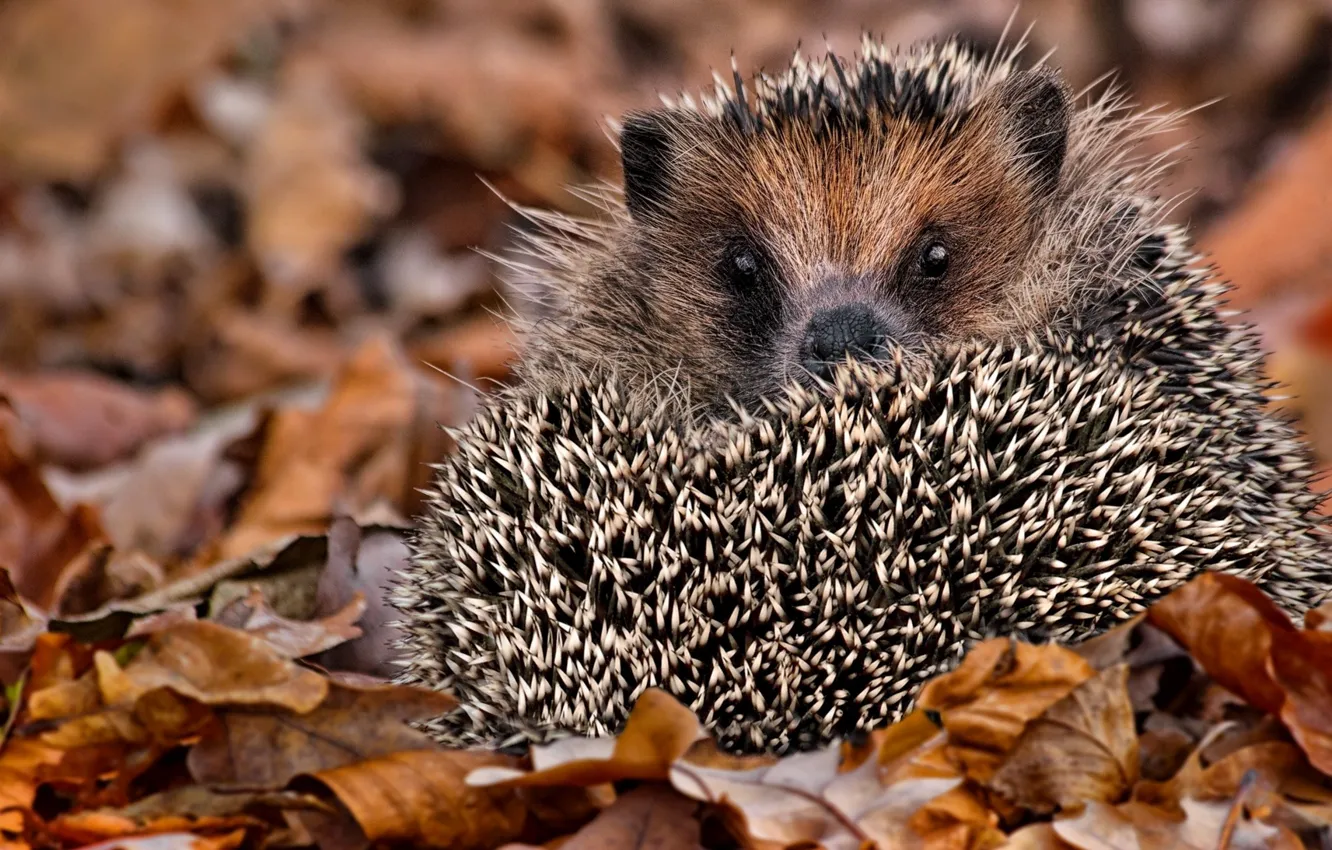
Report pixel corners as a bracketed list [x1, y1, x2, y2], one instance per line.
[507, 35, 1182, 420]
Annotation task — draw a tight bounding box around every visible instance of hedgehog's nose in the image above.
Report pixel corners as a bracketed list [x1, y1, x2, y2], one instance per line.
[801, 304, 889, 379]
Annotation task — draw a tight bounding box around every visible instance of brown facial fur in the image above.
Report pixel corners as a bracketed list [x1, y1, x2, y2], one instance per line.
[507, 39, 1176, 420]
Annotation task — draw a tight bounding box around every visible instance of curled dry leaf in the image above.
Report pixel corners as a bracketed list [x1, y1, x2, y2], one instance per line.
[916, 637, 1096, 783]
[670, 736, 960, 850]
[308, 750, 529, 850]
[99, 620, 328, 712]
[1146, 572, 1295, 715]
[187, 677, 457, 787]
[553, 785, 700, 850]
[0, 369, 195, 471]
[467, 688, 701, 788]
[218, 337, 460, 560]
[1266, 629, 1332, 776]
[211, 586, 365, 659]
[991, 664, 1140, 815]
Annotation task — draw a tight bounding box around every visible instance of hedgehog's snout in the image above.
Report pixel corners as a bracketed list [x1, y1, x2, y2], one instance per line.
[801, 304, 890, 379]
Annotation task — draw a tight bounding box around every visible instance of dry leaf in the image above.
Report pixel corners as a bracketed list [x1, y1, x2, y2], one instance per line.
[0, 736, 65, 832]
[309, 749, 529, 849]
[670, 739, 959, 850]
[991, 664, 1139, 814]
[1146, 572, 1296, 715]
[556, 785, 699, 850]
[1267, 629, 1332, 776]
[218, 337, 458, 558]
[0, 369, 195, 470]
[211, 587, 364, 659]
[187, 677, 456, 787]
[468, 688, 701, 788]
[916, 638, 1096, 783]
[101, 621, 328, 712]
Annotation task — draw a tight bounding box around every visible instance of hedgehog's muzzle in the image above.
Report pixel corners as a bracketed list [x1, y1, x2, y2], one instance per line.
[801, 303, 892, 379]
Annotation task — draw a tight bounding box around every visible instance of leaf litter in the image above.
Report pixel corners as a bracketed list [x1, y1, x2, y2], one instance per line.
[1, 0, 1332, 848]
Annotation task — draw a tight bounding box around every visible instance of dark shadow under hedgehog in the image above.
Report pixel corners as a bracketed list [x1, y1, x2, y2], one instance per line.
[392, 35, 1332, 754]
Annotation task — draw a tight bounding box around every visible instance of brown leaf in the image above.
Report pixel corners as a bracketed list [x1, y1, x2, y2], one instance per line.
[245, 61, 396, 300]
[916, 638, 1096, 784]
[556, 785, 699, 850]
[187, 676, 456, 787]
[1267, 629, 1332, 776]
[0, 419, 111, 616]
[0, 736, 65, 832]
[0, 0, 281, 180]
[219, 337, 460, 559]
[47, 786, 328, 845]
[212, 587, 364, 659]
[991, 664, 1139, 815]
[1204, 102, 1332, 312]
[0, 370, 195, 471]
[467, 688, 701, 788]
[104, 621, 329, 712]
[670, 738, 960, 850]
[308, 749, 529, 849]
[1146, 572, 1296, 715]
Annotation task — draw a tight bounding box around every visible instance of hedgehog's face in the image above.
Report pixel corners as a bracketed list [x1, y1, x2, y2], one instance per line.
[615, 66, 1071, 409]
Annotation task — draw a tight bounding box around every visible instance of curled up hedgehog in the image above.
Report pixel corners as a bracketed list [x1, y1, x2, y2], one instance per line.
[391, 36, 1332, 754]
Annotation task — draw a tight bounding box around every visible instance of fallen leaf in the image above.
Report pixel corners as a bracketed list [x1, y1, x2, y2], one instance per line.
[101, 621, 328, 712]
[308, 749, 529, 849]
[670, 739, 959, 850]
[218, 337, 459, 559]
[0, 736, 64, 831]
[188, 676, 456, 787]
[1146, 572, 1295, 715]
[467, 688, 701, 788]
[991, 664, 1139, 815]
[0, 369, 195, 471]
[212, 587, 364, 659]
[555, 785, 699, 850]
[916, 638, 1096, 783]
[0, 0, 281, 179]
[1266, 629, 1332, 776]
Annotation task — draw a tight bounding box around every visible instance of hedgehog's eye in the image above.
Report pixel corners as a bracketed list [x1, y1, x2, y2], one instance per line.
[920, 242, 949, 279]
[724, 245, 762, 292]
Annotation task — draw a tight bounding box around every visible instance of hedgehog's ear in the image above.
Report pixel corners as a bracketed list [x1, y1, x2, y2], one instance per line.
[620, 111, 681, 220]
[990, 66, 1071, 189]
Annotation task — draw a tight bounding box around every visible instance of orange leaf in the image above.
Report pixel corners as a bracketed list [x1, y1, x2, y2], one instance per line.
[468, 688, 701, 788]
[309, 749, 529, 849]
[916, 638, 1095, 783]
[0, 737, 65, 832]
[1146, 572, 1295, 715]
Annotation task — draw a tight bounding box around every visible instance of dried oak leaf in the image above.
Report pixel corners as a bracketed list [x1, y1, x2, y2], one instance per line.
[212, 587, 364, 659]
[916, 637, 1096, 784]
[0, 737, 65, 833]
[187, 676, 456, 787]
[669, 734, 960, 850]
[307, 750, 529, 850]
[467, 688, 701, 788]
[551, 785, 700, 850]
[102, 621, 328, 712]
[1268, 628, 1332, 776]
[218, 337, 461, 559]
[1146, 572, 1295, 715]
[991, 664, 1140, 815]
[0, 370, 195, 471]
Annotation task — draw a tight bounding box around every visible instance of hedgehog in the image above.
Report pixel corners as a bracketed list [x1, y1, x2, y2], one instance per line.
[392, 35, 1332, 753]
